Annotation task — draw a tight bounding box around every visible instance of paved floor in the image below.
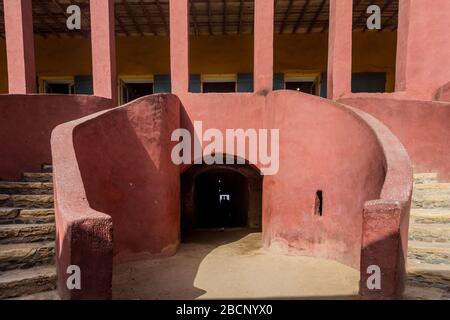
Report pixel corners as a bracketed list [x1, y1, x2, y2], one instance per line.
[112, 230, 360, 300]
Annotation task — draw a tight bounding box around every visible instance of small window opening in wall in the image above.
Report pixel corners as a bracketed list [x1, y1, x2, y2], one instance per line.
[315, 191, 323, 217]
[202, 74, 237, 93]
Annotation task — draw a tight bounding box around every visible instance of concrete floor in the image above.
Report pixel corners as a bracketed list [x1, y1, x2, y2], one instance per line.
[113, 229, 360, 300]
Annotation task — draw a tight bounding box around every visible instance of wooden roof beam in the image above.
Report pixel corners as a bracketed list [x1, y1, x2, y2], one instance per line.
[280, 0, 294, 34]
[121, 0, 144, 36]
[293, 0, 311, 34]
[307, 0, 326, 34]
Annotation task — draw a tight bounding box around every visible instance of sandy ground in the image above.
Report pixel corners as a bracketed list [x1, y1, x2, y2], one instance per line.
[112, 229, 360, 300]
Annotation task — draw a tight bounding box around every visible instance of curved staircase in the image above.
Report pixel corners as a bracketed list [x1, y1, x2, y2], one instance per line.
[0, 165, 57, 299]
[405, 173, 450, 299]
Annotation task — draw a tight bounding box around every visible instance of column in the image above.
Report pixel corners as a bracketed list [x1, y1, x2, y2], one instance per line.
[3, 0, 36, 94]
[169, 0, 189, 94]
[327, 0, 353, 99]
[254, 0, 274, 94]
[90, 0, 117, 103]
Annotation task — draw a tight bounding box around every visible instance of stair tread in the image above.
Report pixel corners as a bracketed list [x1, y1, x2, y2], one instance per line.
[0, 182, 53, 188]
[409, 241, 450, 251]
[9, 289, 59, 300]
[0, 241, 55, 256]
[0, 223, 55, 231]
[0, 265, 56, 284]
[414, 183, 450, 190]
[21, 173, 53, 183]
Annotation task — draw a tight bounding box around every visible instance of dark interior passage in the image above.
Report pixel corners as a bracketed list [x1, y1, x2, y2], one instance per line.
[195, 170, 248, 228]
[181, 161, 263, 236]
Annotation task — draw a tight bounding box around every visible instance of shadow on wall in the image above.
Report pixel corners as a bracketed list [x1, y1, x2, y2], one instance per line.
[73, 96, 181, 263]
[435, 81, 450, 102]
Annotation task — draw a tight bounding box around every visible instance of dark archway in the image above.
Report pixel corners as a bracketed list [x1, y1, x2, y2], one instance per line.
[181, 160, 263, 237]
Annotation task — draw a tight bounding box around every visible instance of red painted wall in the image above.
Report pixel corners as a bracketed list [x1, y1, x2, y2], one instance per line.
[51, 92, 412, 299]
[0, 94, 114, 181]
[73, 95, 181, 263]
[340, 96, 450, 180]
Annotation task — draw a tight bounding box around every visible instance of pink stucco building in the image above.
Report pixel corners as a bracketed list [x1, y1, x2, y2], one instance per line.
[0, 0, 449, 300]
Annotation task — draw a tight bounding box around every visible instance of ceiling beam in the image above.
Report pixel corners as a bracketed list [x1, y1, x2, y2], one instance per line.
[307, 0, 326, 34]
[52, 0, 76, 37]
[122, 0, 144, 36]
[139, 0, 158, 35]
[155, 0, 169, 34]
[280, 0, 294, 34]
[189, 0, 199, 36]
[238, 0, 243, 34]
[293, 0, 311, 34]
[222, 0, 227, 35]
[207, 0, 213, 35]
[378, 0, 397, 32]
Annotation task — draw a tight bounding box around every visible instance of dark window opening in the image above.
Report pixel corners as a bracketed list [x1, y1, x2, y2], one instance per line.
[121, 82, 153, 104]
[285, 81, 316, 95]
[203, 82, 236, 93]
[351, 72, 387, 93]
[315, 190, 323, 217]
[45, 82, 74, 94]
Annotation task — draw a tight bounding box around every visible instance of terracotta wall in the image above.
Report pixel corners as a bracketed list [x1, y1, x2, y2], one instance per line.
[73, 95, 181, 263]
[340, 96, 450, 180]
[177, 91, 399, 269]
[51, 91, 412, 299]
[0, 94, 114, 181]
[395, 0, 450, 99]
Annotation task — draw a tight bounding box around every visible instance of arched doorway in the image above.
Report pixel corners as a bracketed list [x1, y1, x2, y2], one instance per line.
[181, 159, 262, 236]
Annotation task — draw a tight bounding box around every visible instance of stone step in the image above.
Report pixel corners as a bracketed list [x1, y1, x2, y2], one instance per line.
[22, 173, 53, 183]
[408, 241, 450, 265]
[407, 262, 450, 293]
[9, 289, 60, 300]
[0, 223, 55, 244]
[410, 209, 450, 224]
[0, 182, 53, 195]
[404, 285, 450, 300]
[0, 208, 55, 224]
[41, 165, 53, 173]
[412, 194, 450, 209]
[413, 183, 450, 197]
[0, 241, 55, 272]
[0, 194, 54, 209]
[409, 224, 450, 243]
[414, 173, 438, 185]
[0, 265, 57, 299]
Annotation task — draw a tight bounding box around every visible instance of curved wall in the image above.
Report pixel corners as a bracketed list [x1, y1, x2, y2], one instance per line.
[263, 91, 386, 268]
[51, 91, 412, 299]
[0, 94, 114, 181]
[73, 95, 181, 263]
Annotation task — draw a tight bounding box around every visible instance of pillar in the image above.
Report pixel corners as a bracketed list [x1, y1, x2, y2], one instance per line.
[395, 0, 450, 99]
[90, 0, 117, 104]
[169, 0, 189, 94]
[3, 0, 36, 94]
[254, 0, 274, 94]
[327, 0, 353, 99]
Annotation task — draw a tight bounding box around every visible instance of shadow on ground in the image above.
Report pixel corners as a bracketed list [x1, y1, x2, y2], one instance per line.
[112, 229, 360, 300]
